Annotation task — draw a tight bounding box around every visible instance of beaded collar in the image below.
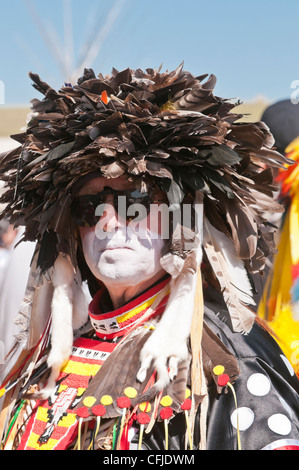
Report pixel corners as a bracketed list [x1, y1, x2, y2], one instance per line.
[88, 277, 170, 340]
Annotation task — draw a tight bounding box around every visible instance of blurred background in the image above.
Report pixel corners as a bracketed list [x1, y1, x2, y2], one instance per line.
[1, 0, 299, 149]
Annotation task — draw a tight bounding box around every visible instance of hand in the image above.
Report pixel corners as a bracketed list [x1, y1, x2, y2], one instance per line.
[137, 322, 190, 389]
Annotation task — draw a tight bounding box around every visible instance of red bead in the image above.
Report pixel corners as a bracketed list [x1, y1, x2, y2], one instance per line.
[76, 407, 90, 419]
[137, 412, 151, 425]
[92, 404, 106, 417]
[160, 407, 173, 420]
[218, 374, 230, 387]
[117, 396, 131, 409]
[181, 398, 192, 411]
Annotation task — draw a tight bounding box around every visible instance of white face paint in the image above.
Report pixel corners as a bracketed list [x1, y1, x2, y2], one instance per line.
[81, 225, 165, 287]
[77, 177, 167, 293]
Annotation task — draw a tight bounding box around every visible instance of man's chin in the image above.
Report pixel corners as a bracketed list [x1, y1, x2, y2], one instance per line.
[98, 271, 142, 287]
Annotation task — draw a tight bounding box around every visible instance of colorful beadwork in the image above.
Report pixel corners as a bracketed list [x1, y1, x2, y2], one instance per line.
[160, 395, 173, 407]
[181, 398, 192, 411]
[218, 374, 230, 387]
[139, 402, 151, 412]
[83, 396, 97, 408]
[137, 412, 151, 425]
[160, 407, 173, 420]
[89, 278, 170, 339]
[17, 337, 117, 451]
[76, 407, 90, 419]
[100, 395, 113, 406]
[92, 405, 106, 417]
[124, 387, 137, 399]
[117, 396, 131, 409]
[213, 365, 225, 376]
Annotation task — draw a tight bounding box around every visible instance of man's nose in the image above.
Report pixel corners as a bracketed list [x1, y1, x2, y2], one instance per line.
[96, 202, 126, 233]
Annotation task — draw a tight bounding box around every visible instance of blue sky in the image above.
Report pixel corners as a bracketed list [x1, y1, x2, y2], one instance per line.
[0, 0, 299, 107]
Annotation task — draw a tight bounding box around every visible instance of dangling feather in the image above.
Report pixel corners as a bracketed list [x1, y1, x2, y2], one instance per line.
[34, 254, 74, 399]
[201, 321, 240, 391]
[224, 199, 258, 260]
[35, 254, 88, 400]
[137, 192, 204, 390]
[71, 269, 90, 331]
[203, 217, 256, 333]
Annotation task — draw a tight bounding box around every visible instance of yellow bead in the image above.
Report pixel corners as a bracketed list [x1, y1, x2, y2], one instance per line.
[124, 387, 137, 399]
[160, 395, 173, 407]
[213, 365, 225, 376]
[185, 388, 191, 399]
[124, 387, 138, 399]
[0, 388, 6, 398]
[83, 396, 97, 407]
[139, 402, 151, 412]
[100, 395, 113, 406]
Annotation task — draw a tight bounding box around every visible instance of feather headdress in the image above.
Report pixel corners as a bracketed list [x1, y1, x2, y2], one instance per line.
[0, 65, 291, 444]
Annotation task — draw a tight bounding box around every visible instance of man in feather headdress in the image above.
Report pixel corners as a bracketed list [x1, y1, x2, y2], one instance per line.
[0, 65, 299, 451]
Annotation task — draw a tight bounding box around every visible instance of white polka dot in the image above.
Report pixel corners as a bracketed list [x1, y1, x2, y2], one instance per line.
[280, 355, 295, 376]
[247, 373, 271, 396]
[268, 414, 292, 436]
[231, 407, 255, 431]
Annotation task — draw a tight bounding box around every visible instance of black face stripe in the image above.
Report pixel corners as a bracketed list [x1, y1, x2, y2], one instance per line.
[71, 187, 153, 227]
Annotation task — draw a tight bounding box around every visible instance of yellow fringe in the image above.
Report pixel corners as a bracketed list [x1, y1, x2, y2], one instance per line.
[268, 304, 299, 377]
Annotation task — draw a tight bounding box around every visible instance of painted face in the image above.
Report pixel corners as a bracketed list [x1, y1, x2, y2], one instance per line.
[76, 176, 167, 289]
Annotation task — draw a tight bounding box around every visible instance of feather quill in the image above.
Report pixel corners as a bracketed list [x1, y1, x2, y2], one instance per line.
[203, 218, 256, 333]
[34, 254, 88, 400]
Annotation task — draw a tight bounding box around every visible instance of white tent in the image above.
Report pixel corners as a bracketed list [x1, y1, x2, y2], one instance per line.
[23, 0, 127, 85]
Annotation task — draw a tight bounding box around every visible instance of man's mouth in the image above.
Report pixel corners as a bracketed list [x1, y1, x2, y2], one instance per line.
[100, 246, 133, 252]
